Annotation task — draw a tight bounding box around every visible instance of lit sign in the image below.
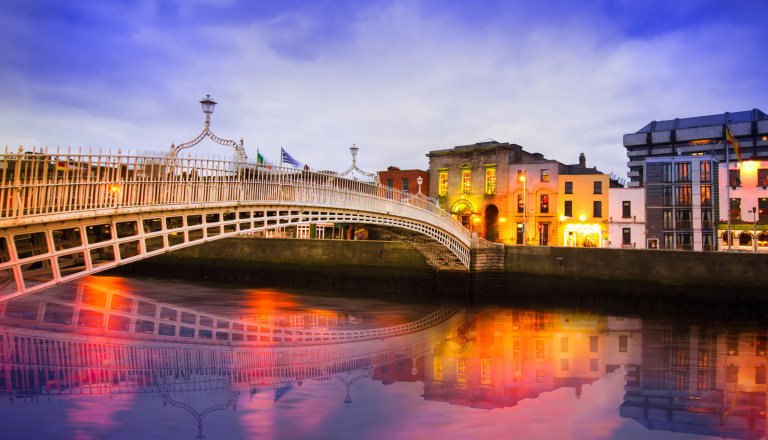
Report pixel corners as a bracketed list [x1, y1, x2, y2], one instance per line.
[564, 223, 602, 233]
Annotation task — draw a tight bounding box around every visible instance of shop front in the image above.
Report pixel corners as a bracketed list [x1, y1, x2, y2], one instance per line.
[716, 222, 768, 252]
[562, 222, 606, 248]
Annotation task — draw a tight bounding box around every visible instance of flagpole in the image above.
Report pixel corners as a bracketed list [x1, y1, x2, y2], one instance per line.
[726, 125, 731, 251]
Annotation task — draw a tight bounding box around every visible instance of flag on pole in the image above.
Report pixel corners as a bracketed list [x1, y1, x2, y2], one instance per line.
[281, 148, 301, 167]
[256, 150, 265, 164]
[726, 127, 743, 162]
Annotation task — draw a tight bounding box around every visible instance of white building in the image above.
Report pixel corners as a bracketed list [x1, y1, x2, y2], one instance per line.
[608, 187, 646, 248]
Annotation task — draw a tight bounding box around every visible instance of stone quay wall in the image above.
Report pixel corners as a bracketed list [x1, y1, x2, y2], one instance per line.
[114, 238, 768, 307]
[503, 246, 768, 289]
[112, 238, 469, 302]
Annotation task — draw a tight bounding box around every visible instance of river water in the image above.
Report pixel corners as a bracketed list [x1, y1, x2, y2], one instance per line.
[0, 276, 765, 440]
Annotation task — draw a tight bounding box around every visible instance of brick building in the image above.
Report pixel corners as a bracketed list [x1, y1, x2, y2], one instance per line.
[377, 167, 429, 196]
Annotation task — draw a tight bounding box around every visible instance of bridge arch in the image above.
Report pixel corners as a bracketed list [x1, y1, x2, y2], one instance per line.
[0, 150, 472, 301]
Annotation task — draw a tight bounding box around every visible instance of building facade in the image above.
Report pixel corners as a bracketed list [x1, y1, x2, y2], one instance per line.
[716, 160, 768, 252]
[557, 165, 611, 247]
[608, 188, 646, 249]
[377, 166, 429, 196]
[623, 109, 768, 251]
[509, 158, 565, 246]
[426, 141, 539, 242]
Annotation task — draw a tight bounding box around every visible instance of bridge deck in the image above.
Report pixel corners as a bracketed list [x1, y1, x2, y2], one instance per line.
[0, 150, 472, 300]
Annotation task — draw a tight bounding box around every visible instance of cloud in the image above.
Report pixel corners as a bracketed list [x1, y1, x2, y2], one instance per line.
[1, 0, 766, 177]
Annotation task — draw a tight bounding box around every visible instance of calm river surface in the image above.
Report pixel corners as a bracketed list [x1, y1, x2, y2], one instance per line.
[0, 276, 765, 440]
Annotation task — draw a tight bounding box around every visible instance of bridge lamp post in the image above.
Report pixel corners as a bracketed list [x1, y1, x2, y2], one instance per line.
[167, 94, 246, 162]
[417, 176, 423, 195]
[200, 94, 216, 126]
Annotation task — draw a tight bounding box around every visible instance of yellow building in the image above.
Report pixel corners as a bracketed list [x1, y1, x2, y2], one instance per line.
[558, 172, 610, 247]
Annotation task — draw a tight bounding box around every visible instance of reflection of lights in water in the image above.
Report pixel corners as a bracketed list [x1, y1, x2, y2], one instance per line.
[243, 288, 301, 318]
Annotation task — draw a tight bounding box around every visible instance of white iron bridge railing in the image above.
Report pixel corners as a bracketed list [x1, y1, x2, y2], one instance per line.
[0, 147, 471, 253]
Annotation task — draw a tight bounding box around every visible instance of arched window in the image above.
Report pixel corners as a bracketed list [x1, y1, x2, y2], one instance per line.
[758, 232, 768, 248]
[721, 231, 734, 247]
[739, 232, 752, 246]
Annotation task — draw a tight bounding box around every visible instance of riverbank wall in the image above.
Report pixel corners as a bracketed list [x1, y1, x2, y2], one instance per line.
[111, 238, 469, 302]
[111, 237, 768, 314]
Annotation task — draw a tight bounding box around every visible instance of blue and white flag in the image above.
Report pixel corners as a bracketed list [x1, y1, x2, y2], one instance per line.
[281, 148, 301, 167]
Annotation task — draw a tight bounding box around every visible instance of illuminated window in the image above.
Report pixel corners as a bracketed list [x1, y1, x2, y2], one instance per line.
[700, 161, 711, 182]
[675, 162, 691, 182]
[540, 194, 549, 213]
[760, 198, 768, 221]
[434, 357, 443, 381]
[438, 172, 448, 196]
[481, 358, 492, 384]
[457, 357, 467, 382]
[701, 185, 711, 206]
[675, 185, 692, 205]
[485, 168, 496, 194]
[462, 170, 471, 194]
[663, 210, 673, 228]
[540, 169, 549, 182]
[517, 194, 524, 213]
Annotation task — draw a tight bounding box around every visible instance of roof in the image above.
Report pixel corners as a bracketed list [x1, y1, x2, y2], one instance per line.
[634, 108, 767, 133]
[561, 165, 603, 175]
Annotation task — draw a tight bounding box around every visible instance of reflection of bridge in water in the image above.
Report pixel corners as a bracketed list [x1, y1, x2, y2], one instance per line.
[0, 149, 476, 302]
[0, 291, 465, 397]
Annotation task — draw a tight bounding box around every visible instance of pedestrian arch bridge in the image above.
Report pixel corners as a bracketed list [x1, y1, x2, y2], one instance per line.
[0, 149, 472, 302]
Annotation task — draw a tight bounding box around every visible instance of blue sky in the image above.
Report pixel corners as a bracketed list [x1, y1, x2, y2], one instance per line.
[1, 0, 767, 177]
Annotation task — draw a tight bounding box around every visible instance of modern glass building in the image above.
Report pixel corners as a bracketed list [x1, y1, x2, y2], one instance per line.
[623, 109, 768, 251]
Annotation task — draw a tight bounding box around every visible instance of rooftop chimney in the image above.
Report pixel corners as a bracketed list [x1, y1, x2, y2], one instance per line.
[579, 153, 586, 168]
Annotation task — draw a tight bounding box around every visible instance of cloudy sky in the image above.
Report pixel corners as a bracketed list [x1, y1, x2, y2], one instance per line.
[1, 0, 767, 178]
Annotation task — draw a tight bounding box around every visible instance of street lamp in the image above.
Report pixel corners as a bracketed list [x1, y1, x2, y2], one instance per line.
[339, 144, 379, 184]
[168, 94, 246, 162]
[519, 172, 526, 245]
[753, 206, 758, 253]
[200, 94, 216, 122]
[417, 175, 424, 195]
